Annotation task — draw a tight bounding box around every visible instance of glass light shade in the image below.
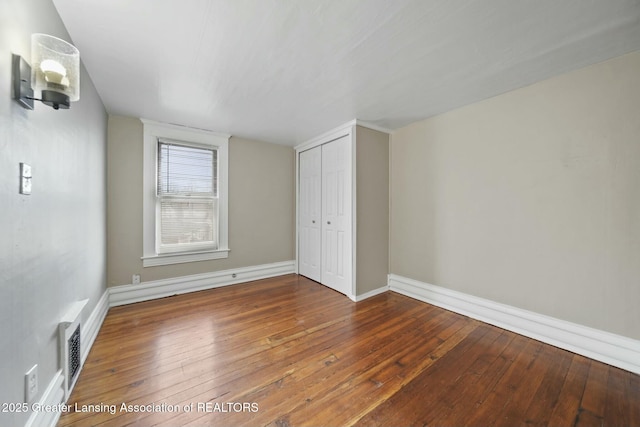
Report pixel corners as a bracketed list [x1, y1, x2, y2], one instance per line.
[31, 33, 80, 102]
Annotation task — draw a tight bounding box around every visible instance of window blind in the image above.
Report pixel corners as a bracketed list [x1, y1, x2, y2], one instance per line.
[157, 140, 218, 251]
[158, 141, 217, 196]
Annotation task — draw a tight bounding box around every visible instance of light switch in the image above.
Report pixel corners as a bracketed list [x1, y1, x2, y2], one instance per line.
[20, 163, 32, 195]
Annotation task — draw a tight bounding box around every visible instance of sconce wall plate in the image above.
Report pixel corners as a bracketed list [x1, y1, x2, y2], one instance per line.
[12, 54, 34, 110]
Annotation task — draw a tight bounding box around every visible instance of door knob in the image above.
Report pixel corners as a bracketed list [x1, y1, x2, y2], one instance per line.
[327, 221, 331, 225]
[312, 220, 316, 224]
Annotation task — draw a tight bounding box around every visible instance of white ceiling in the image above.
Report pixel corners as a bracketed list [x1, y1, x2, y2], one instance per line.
[52, 0, 640, 146]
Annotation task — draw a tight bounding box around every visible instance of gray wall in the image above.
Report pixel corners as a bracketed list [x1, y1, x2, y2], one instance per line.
[107, 115, 295, 285]
[0, 1, 108, 425]
[390, 52, 640, 340]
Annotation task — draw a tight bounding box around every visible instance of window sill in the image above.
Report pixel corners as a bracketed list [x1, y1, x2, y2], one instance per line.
[141, 248, 230, 267]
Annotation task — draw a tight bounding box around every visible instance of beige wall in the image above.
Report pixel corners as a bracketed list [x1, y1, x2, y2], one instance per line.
[355, 126, 389, 295]
[107, 116, 295, 285]
[0, 0, 108, 424]
[390, 51, 640, 340]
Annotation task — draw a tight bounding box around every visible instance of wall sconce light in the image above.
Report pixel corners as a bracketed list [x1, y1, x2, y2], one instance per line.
[12, 34, 80, 110]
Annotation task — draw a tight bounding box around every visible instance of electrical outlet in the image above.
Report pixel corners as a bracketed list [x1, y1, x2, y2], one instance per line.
[25, 364, 38, 403]
[132, 274, 141, 285]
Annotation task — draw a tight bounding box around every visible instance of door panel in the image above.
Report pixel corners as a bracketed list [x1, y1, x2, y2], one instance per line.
[321, 136, 351, 295]
[298, 146, 321, 282]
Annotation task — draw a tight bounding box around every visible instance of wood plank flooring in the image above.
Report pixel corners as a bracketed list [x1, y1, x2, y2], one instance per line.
[58, 274, 639, 427]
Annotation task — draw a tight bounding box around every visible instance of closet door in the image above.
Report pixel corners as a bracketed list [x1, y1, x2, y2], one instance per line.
[298, 146, 322, 282]
[321, 135, 351, 295]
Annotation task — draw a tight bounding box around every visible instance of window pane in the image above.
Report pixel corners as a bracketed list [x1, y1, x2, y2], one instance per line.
[158, 142, 217, 196]
[159, 198, 218, 248]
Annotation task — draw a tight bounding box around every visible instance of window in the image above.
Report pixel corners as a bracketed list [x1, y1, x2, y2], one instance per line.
[142, 120, 229, 267]
[157, 140, 217, 253]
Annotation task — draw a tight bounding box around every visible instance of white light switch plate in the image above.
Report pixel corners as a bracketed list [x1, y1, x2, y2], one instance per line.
[20, 163, 32, 195]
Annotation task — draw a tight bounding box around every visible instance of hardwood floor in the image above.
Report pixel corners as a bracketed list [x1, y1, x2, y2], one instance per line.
[58, 274, 639, 427]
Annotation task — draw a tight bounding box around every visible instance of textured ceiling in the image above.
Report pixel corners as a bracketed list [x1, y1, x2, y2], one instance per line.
[52, 0, 640, 145]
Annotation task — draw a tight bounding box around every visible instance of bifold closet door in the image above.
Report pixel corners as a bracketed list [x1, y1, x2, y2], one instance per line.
[298, 146, 322, 282]
[321, 135, 351, 295]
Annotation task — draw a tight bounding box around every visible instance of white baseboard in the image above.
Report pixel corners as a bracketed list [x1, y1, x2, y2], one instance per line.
[389, 274, 640, 375]
[82, 290, 109, 365]
[109, 260, 296, 307]
[349, 285, 389, 302]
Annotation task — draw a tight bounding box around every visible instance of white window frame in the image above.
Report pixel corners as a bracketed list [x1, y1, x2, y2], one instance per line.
[142, 119, 230, 267]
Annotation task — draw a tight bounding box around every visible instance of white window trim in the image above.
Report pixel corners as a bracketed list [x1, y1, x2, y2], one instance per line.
[142, 119, 230, 267]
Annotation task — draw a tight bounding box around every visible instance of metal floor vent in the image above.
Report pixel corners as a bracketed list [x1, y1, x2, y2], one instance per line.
[59, 299, 88, 400]
[68, 325, 81, 384]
